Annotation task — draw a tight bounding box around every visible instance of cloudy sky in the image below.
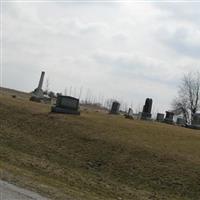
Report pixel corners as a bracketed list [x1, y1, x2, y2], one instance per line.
[2, 1, 200, 113]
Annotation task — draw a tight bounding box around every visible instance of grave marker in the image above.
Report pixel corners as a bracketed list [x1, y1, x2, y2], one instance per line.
[176, 117, 186, 126]
[191, 113, 200, 129]
[164, 111, 174, 124]
[125, 108, 134, 119]
[110, 101, 120, 114]
[51, 95, 80, 115]
[30, 71, 45, 102]
[156, 113, 164, 122]
[141, 98, 153, 120]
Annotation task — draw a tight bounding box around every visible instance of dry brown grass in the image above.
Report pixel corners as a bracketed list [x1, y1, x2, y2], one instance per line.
[0, 91, 200, 200]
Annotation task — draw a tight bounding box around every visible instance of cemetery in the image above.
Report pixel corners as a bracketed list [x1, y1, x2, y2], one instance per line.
[0, 89, 200, 200]
[25, 71, 200, 129]
[3, 2, 200, 199]
[0, 73, 200, 200]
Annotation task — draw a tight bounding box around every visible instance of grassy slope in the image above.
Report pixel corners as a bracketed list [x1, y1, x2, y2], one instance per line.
[0, 93, 200, 200]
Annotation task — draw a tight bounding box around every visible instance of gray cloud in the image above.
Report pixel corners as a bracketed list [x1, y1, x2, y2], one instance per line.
[159, 27, 200, 58]
[3, 1, 200, 112]
[154, 3, 200, 58]
[155, 2, 200, 24]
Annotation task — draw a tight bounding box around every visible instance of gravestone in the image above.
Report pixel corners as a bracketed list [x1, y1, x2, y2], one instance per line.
[141, 98, 153, 120]
[128, 108, 133, 116]
[191, 113, 200, 129]
[176, 117, 186, 126]
[30, 71, 45, 102]
[51, 95, 80, 115]
[164, 111, 174, 124]
[110, 101, 120, 114]
[125, 108, 134, 119]
[156, 113, 164, 122]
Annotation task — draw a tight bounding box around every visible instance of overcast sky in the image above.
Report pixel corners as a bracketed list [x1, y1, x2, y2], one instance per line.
[2, 1, 200, 113]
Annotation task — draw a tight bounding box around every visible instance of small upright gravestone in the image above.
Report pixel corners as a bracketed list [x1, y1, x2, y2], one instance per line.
[176, 117, 186, 126]
[164, 111, 174, 124]
[125, 108, 134, 119]
[110, 101, 120, 114]
[51, 95, 80, 115]
[191, 113, 200, 129]
[128, 108, 133, 116]
[141, 98, 153, 120]
[156, 113, 164, 122]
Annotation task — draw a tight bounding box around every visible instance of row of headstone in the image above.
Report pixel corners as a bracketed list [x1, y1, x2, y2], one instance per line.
[29, 74, 152, 119]
[156, 112, 174, 124]
[156, 112, 186, 125]
[29, 73, 200, 126]
[109, 98, 153, 120]
[57, 95, 198, 128]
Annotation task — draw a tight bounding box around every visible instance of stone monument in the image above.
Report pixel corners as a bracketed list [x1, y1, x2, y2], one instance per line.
[125, 108, 134, 119]
[156, 113, 164, 122]
[191, 113, 200, 129]
[164, 111, 174, 124]
[30, 71, 45, 102]
[176, 117, 186, 126]
[141, 98, 153, 120]
[110, 101, 120, 114]
[51, 95, 80, 115]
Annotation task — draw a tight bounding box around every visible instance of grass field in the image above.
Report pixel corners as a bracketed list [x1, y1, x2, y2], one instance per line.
[0, 90, 200, 200]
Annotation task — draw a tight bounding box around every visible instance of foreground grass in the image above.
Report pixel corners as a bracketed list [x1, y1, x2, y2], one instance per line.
[0, 93, 200, 200]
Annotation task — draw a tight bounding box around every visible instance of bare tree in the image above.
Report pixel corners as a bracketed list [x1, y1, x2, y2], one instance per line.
[172, 71, 200, 123]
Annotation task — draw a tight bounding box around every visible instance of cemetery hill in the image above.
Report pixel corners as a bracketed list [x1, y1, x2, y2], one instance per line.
[3, 1, 200, 199]
[0, 87, 200, 200]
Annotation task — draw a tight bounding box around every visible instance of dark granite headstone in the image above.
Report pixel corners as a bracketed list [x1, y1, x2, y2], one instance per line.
[51, 95, 80, 115]
[156, 113, 164, 122]
[191, 113, 200, 129]
[164, 111, 174, 124]
[176, 117, 186, 126]
[141, 98, 153, 120]
[110, 101, 120, 114]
